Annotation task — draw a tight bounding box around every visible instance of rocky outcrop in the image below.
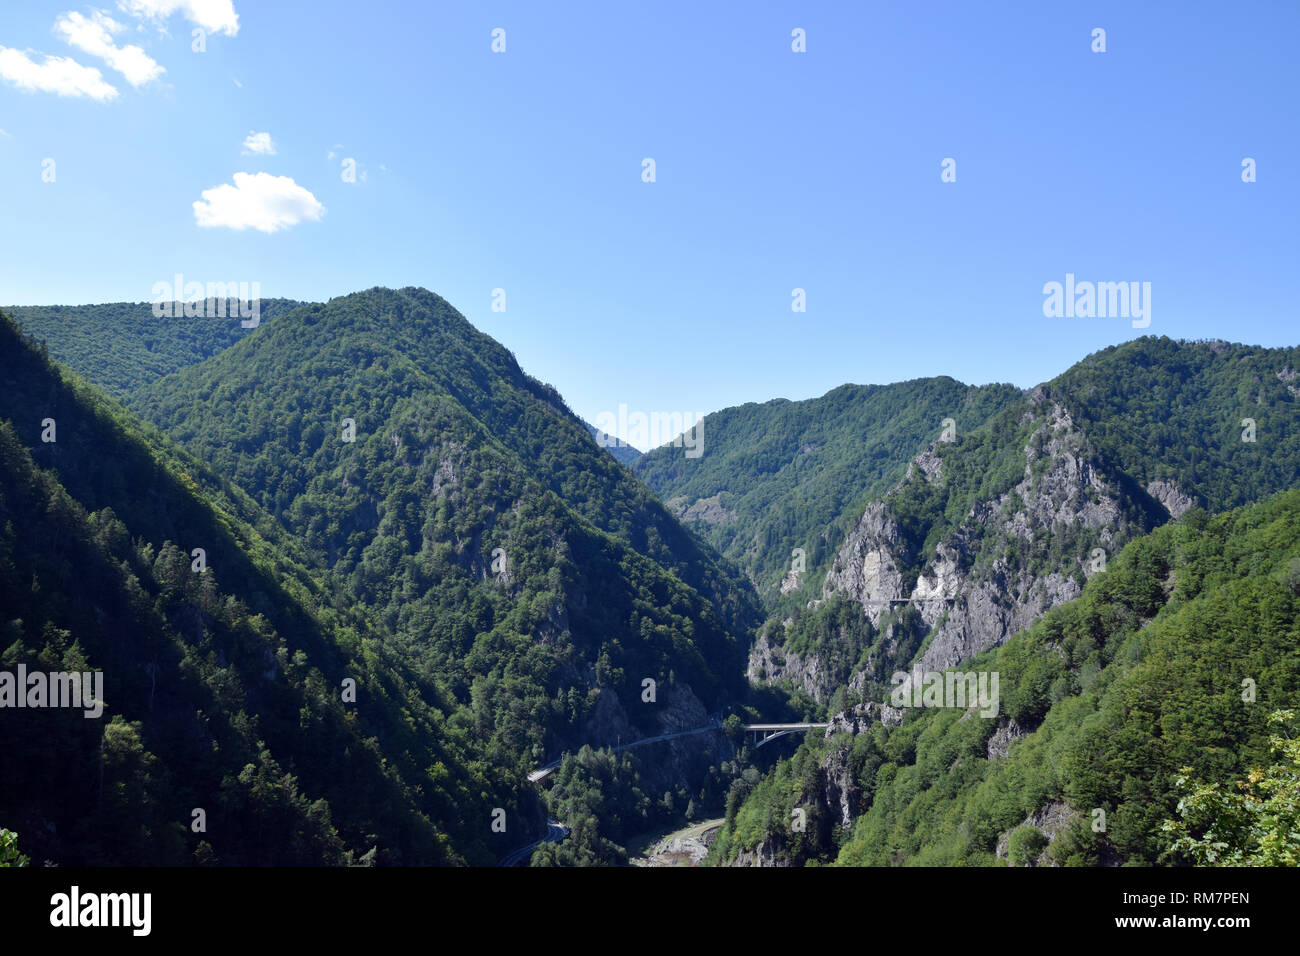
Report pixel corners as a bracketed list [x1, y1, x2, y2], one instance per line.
[821, 502, 910, 627]
[579, 679, 729, 796]
[986, 717, 1027, 760]
[821, 399, 1131, 692]
[778, 568, 803, 595]
[824, 701, 903, 737]
[1145, 479, 1195, 519]
[995, 801, 1078, 865]
[747, 627, 830, 702]
[905, 447, 944, 484]
[817, 743, 862, 830]
[730, 836, 792, 867]
[665, 493, 736, 525]
[1278, 366, 1300, 399]
[816, 703, 903, 828]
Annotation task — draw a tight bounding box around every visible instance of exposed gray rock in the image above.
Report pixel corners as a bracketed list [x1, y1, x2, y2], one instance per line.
[729, 836, 791, 867]
[986, 717, 1027, 760]
[995, 801, 1078, 866]
[905, 448, 944, 484]
[747, 626, 829, 702]
[824, 401, 1130, 693]
[665, 493, 736, 525]
[824, 701, 903, 737]
[818, 739, 863, 830]
[821, 501, 909, 627]
[1145, 479, 1195, 519]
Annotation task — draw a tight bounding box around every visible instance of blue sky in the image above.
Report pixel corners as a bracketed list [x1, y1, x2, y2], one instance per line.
[2, 1, 1296, 443]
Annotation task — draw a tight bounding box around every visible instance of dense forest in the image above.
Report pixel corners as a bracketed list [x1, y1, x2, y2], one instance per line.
[4, 292, 1298, 868]
[710, 489, 1300, 866]
[713, 336, 1300, 865]
[7, 299, 304, 402]
[0, 292, 780, 866]
[1049, 336, 1300, 514]
[0, 310, 527, 864]
[634, 379, 1022, 606]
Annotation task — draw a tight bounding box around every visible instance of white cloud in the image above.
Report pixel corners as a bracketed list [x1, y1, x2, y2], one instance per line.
[241, 130, 276, 155]
[54, 10, 164, 87]
[118, 0, 239, 37]
[0, 47, 118, 100]
[193, 172, 324, 233]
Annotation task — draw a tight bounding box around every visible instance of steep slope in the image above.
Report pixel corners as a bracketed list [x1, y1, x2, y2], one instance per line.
[130, 287, 756, 638]
[114, 288, 766, 858]
[585, 421, 642, 466]
[632, 379, 1023, 606]
[0, 311, 527, 866]
[1049, 336, 1300, 513]
[710, 489, 1300, 866]
[715, 337, 1300, 866]
[5, 299, 305, 402]
[751, 338, 1300, 707]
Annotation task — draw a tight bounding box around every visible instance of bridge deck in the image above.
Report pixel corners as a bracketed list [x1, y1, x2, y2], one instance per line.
[742, 723, 830, 731]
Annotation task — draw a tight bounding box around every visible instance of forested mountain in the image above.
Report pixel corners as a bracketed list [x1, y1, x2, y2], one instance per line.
[0, 290, 778, 866]
[0, 311, 528, 865]
[749, 338, 1300, 705]
[37, 287, 773, 863]
[5, 299, 305, 402]
[710, 489, 1300, 866]
[5, 292, 1297, 871]
[710, 337, 1300, 865]
[1048, 337, 1300, 514]
[633, 379, 1023, 605]
[128, 288, 756, 636]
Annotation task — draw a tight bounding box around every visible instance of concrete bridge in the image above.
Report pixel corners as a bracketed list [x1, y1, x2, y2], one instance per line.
[505, 717, 829, 864]
[742, 722, 831, 748]
[525, 718, 829, 782]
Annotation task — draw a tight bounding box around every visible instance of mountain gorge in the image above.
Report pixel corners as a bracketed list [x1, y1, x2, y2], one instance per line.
[702, 337, 1300, 865]
[1, 290, 774, 866]
[5, 290, 1298, 869]
[633, 378, 1023, 606]
[712, 487, 1300, 867]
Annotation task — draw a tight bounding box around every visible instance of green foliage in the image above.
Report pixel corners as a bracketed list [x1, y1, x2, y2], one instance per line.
[0, 292, 768, 865]
[715, 488, 1300, 867]
[1007, 825, 1048, 866]
[634, 378, 1022, 607]
[0, 308, 526, 864]
[1050, 336, 1300, 514]
[5, 300, 303, 402]
[0, 828, 29, 867]
[1163, 710, 1300, 866]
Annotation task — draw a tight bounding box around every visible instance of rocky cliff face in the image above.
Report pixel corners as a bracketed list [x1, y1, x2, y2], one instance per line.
[752, 396, 1148, 704]
[822, 501, 910, 615]
[818, 703, 903, 828]
[860, 400, 1125, 686]
[729, 836, 792, 867]
[1145, 478, 1195, 519]
[747, 625, 830, 701]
